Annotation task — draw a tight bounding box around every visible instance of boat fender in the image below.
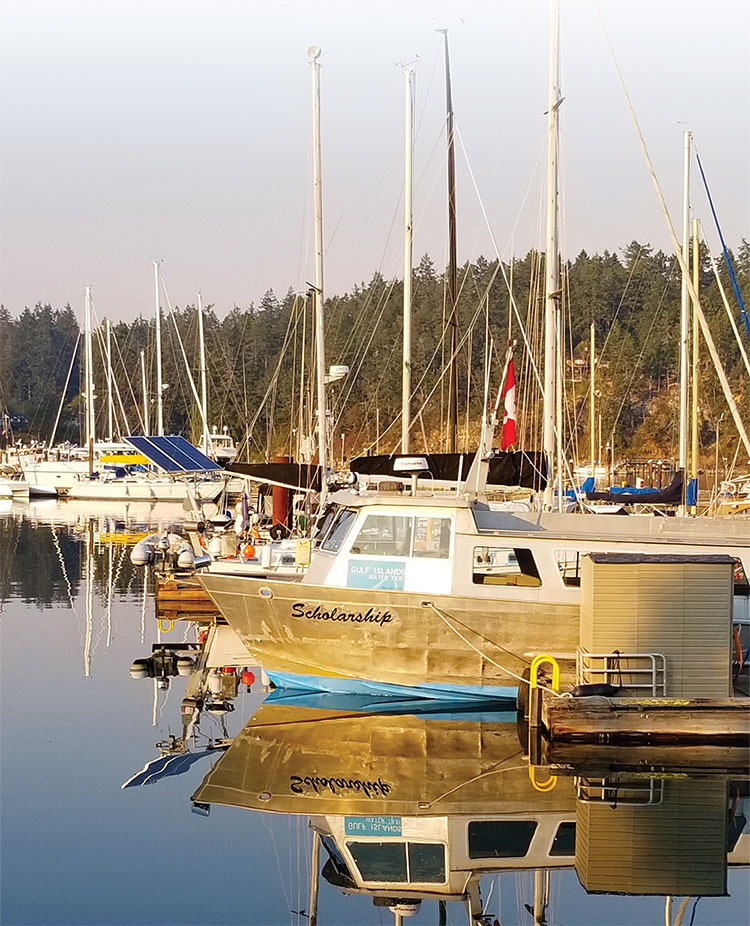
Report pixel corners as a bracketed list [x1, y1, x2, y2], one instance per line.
[192, 554, 211, 570]
[570, 683, 620, 698]
[130, 533, 160, 566]
[176, 656, 195, 676]
[176, 543, 195, 569]
[129, 659, 151, 679]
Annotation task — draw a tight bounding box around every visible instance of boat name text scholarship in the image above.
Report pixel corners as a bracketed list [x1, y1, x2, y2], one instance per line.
[289, 775, 391, 798]
[291, 602, 394, 626]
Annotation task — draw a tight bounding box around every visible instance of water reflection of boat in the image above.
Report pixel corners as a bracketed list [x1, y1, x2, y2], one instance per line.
[123, 621, 265, 789]
[191, 699, 545, 816]
[189, 697, 749, 924]
[192, 699, 574, 922]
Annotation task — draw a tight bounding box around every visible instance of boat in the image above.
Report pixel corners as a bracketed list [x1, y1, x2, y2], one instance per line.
[207, 426, 237, 465]
[64, 435, 227, 502]
[0, 471, 29, 500]
[197, 467, 750, 699]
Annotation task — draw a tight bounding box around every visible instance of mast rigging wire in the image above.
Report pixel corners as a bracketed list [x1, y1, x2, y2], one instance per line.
[694, 146, 750, 343]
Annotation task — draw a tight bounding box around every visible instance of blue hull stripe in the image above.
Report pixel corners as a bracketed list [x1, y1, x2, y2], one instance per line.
[265, 669, 518, 703]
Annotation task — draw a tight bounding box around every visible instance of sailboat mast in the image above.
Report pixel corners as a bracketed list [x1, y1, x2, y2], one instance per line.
[197, 291, 210, 456]
[690, 217, 700, 514]
[440, 29, 459, 454]
[543, 0, 561, 509]
[84, 285, 95, 473]
[402, 64, 415, 454]
[153, 260, 164, 436]
[679, 131, 691, 497]
[140, 350, 149, 435]
[590, 322, 596, 480]
[309, 45, 328, 499]
[106, 317, 114, 442]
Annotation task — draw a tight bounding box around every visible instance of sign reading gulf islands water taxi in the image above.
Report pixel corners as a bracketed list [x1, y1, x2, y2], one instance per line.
[346, 559, 406, 590]
[344, 816, 403, 836]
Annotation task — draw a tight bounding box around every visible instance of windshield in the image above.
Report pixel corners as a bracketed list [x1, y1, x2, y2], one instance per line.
[347, 842, 445, 883]
[320, 508, 357, 553]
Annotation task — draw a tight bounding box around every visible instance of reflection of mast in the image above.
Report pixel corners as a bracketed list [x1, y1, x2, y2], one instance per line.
[140, 563, 148, 644]
[308, 830, 320, 926]
[106, 540, 113, 648]
[531, 868, 550, 925]
[84, 520, 94, 677]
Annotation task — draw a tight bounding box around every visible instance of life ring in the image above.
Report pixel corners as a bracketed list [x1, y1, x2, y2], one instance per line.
[251, 525, 260, 542]
[199, 534, 208, 550]
[242, 543, 256, 559]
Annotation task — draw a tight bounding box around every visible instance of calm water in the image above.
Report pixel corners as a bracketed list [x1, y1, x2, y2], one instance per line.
[1, 499, 748, 926]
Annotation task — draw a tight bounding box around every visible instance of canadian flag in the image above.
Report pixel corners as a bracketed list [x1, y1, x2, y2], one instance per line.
[500, 356, 516, 450]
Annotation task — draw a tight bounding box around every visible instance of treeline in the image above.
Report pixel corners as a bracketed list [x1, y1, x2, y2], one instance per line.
[1, 239, 748, 463]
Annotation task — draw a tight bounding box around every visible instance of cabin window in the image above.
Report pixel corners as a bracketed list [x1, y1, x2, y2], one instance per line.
[549, 822, 576, 856]
[468, 820, 538, 858]
[347, 842, 445, 883]
[412, 517, 452, 559]
[313, 504, 338, 547]
[554, 549, 584, 587]
[347, 842, 407, 882]
[406, 843, 445, 882]
[320, 508, 357, 553]
[734, 559, 749, 596]
[350, 515, 413, 557]
[319, 834, 356, 889]
[472, 547, 541, 587]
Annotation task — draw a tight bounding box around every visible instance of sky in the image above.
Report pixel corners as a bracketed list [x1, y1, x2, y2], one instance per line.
[1, 0, 748, 324]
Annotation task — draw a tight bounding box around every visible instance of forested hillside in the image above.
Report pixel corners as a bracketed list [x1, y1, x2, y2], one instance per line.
[2, 240, 748, 466]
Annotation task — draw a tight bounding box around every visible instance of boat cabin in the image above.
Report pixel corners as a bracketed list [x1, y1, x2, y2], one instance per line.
[312, 811, 575, 913]
[305, 487, 750, 622]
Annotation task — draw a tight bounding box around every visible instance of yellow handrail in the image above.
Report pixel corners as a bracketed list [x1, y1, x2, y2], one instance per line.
[529, 654, 560, 692]
[529, 766, 557, 792]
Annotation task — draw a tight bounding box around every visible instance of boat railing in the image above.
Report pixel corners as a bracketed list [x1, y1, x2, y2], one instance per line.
[577, 648, 667, 697]
[575, 776, 664, 805]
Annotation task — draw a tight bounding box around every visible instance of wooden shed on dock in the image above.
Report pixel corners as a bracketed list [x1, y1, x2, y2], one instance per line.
[579, 553, 735, 699]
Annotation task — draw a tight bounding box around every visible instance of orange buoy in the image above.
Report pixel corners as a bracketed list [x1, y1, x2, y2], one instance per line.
[242, 543, 256, 559]
[241, 670, 255, 687]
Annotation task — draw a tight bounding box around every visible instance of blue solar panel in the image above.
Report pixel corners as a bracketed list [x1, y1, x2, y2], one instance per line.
[126, 436, 184, 472]
[126, 436, 222, 473]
